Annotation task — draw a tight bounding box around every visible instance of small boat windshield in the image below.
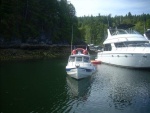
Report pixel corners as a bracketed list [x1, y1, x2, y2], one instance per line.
[76, 57, 82, 62]
[69, 56, 90, 62]
[69, 57, 75, 62]
[83, 57, 90, 62]
[110, 29, 140, 35]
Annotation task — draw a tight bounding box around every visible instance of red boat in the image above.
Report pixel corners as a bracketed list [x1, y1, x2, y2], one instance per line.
[91, 60, 101, 64]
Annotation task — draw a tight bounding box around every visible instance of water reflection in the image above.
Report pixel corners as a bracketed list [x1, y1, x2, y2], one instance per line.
[66, 76, 92, 98]
[1, 59, 150, 113]
[109, 86, 133, 110]
[96, 64, 150, 112]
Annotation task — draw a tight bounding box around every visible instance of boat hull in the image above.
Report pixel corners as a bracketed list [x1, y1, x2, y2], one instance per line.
[96, 28, 150, 69]
[91, 60, 101, 64]
[66, 67, 96, 79]
[96, 52, 150, 68]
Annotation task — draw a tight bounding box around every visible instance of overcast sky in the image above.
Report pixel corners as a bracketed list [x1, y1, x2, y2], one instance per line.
[68, 0, 150, 17]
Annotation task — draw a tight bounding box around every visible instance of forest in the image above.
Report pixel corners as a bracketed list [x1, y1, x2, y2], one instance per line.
[78, 13, 150, 45]
[1, 0, 82, 46]
[1, 0, 150, 46]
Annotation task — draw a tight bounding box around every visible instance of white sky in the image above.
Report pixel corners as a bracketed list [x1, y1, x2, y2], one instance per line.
[68, 0, 150, 17]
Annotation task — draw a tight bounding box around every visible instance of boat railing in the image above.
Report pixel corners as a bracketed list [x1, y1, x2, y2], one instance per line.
[110, 29, 140, 36]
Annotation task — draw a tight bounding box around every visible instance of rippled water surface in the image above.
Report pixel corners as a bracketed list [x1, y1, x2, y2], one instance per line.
[1, 59, 150, 113]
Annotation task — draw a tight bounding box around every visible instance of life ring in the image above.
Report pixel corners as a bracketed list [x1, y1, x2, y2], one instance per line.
[72, 48, 88, 55]
[72, 50, 76, 54]
[83, 50, 88, 55]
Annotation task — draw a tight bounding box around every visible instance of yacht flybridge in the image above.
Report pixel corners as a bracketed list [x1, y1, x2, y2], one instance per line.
[95, 27, 150, 68]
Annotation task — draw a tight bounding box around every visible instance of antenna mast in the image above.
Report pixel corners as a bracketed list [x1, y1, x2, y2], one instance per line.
[107, 16, 109, 28]
[71, 25, 73, 54]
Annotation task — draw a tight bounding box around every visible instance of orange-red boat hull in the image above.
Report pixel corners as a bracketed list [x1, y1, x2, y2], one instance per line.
[91, 60, 101, 64]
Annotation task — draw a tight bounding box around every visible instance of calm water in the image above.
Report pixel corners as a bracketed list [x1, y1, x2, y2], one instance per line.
[1, 58, 150, 113]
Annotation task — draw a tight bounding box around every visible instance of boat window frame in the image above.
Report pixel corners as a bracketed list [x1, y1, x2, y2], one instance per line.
[114, 41, 150, 48]
[114, 42, 126, 48]
[124, 41, 150, 47]
[69, 56, 91, 63]
[69, 56, 75, 62]
[83, 56, 90, 63]
[76, 56, 83, 62]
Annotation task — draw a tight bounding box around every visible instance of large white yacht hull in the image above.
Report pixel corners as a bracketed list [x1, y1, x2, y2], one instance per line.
[96, 52, 150, 68]
[96, 28, 150, 68]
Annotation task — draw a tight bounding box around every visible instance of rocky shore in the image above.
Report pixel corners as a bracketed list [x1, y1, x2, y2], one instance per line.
[0, 45, 90, 61]
[0, 45, 70, 61]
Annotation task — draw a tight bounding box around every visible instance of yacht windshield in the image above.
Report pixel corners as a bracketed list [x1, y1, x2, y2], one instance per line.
[110, 29, 141, 35]
[126, 29, 140, 34]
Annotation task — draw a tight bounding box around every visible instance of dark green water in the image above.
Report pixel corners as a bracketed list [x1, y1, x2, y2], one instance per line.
[1, 58, 150, 113]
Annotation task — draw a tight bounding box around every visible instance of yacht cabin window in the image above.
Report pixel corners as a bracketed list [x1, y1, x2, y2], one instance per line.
[114, 41, 150, 48]
[104, 44, 112, 51]
[124, 41, 149, 47]
[114, 42, 126, 48]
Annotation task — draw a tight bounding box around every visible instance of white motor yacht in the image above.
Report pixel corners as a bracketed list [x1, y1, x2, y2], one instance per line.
[95, 27, 150, 68]
[66, 48, 96, 79]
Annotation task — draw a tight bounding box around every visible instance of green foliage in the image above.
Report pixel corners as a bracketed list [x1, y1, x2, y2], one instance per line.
[0, 0, 79, 44]
[1, 0, 150, 46]
[78, 13, 150, 45]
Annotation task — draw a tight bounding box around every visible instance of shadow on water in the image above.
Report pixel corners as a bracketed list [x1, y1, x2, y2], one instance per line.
[0, 59, 68, 113]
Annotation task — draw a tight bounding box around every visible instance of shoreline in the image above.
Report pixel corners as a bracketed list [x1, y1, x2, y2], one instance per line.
[0, 45, 91, 61]
[0, 45, 71, 61]
[0, 49, 70, 61]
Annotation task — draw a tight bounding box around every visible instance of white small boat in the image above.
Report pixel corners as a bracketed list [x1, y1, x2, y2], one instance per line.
[66, 48, 96, 79]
